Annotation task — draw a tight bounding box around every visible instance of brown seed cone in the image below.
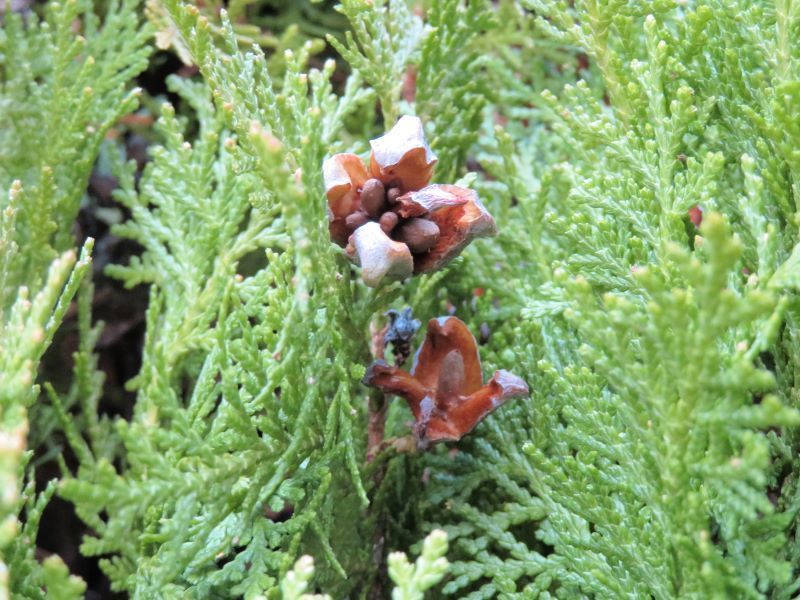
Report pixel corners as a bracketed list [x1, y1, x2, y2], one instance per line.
[395, 218, 440, 254]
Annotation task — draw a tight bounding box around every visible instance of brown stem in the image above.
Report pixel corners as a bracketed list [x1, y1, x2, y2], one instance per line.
[366, 434, 419, 600]
[367, 389, 388, 463]
[367, 318, 390, 463]
[366, 317, 390, 599]
[366, 387, 389, 600]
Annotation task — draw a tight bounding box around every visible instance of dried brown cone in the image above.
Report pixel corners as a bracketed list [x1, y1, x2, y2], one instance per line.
[323, 116, 497, 286]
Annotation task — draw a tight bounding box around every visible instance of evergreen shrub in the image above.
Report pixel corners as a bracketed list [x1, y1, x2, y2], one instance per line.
[3, 0, 800, 598]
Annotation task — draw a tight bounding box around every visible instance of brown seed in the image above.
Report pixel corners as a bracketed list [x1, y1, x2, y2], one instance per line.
[360, 178, 386, 218]
[379, 211, 399, 233]
[395, 218, 440, 254]
[345, 210, 370, 230]
[386, 187, 401, 204]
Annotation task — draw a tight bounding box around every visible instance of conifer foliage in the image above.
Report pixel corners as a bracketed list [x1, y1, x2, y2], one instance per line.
[4, 0, 800, 598]
[1, 0, 149, 596]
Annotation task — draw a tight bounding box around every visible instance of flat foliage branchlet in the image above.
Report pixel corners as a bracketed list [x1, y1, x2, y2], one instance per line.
[0, 242, 93, 599]
[277, 529, 448, 600]
[388, 2, 800, 598]
[57, 11, 396, 592]
[0, 0, 150, 305]
[54, 0, 517, 593]
[0, 0, 149, 596]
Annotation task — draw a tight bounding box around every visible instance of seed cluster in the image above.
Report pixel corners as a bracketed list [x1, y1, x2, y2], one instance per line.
[344, 178, 441, 256]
